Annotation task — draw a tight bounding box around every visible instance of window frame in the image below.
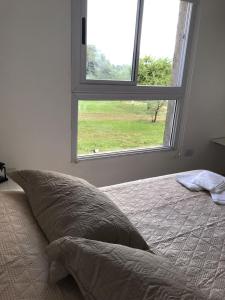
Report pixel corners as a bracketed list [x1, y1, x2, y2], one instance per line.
[71, 0, 199, 161]
[80, 0, 144, 85]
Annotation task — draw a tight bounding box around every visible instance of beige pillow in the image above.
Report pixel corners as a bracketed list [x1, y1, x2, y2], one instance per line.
[10, 170, 149, 250]
[47, 237, 205, 300]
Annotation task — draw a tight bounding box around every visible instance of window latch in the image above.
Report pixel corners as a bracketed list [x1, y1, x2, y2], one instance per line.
[82, 17, 86, 45]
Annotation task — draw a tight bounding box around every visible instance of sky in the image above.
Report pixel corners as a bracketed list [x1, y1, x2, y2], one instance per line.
[87, 0, 180, 65]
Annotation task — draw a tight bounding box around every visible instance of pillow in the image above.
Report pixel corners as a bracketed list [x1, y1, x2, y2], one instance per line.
[46, 237, 205, 300]
[10, 170, 149, 250]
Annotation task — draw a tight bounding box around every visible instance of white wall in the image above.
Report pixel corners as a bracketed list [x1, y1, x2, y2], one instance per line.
[0, 0, 225, 186]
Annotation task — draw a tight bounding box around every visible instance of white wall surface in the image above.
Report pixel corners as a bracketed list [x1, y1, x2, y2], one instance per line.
[0, 0, 225, 186]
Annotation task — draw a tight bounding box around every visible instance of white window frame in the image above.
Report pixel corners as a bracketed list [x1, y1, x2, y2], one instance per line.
[71, 0, 199, 161]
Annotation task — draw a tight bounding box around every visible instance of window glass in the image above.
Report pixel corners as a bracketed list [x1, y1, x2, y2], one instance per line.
[138, 0, 191, 86]
[86, 0, 138, 81]
[77, 100, 176, 156]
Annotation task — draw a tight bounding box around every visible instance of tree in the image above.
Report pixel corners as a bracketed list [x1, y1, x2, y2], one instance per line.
[86, 45, 114, 80]
[86, 45, 131, 80]
[138, 56, 172, 122]
[137, 56, 172, 86]
[146, 101, 166, 123]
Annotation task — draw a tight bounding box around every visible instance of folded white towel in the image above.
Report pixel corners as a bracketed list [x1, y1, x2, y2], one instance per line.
[194, 170, 225, 193]
[176, 170, 225, 205]
[176, 170, 204, 191]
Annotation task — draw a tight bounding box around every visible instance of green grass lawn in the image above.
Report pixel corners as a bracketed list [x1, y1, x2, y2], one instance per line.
[78, 101, 167, 155]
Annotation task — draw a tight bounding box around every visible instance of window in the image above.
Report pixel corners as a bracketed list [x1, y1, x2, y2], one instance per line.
[72, 0, 197, 159]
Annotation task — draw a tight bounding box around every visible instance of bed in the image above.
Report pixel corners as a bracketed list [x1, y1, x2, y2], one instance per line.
[1, 172, 225, 299]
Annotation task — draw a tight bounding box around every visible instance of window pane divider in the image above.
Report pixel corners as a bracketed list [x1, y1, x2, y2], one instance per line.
[73, 93, 183, 102]
[132, 0, 144, 83]
[72, 86, 185, 100]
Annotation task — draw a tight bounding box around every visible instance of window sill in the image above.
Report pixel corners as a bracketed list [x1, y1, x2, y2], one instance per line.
[74, 146, 175, 163]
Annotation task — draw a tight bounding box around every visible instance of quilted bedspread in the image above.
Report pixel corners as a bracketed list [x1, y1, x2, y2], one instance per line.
[0, 191, 82, 300]
[101, 174, 225, 300]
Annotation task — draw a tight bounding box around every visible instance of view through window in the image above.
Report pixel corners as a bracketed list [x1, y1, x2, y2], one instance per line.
[78, 100, 176, 156]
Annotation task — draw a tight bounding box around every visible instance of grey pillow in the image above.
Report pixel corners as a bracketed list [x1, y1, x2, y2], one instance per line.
[10, 170, 149, 250]
[47, 237, 205, 300]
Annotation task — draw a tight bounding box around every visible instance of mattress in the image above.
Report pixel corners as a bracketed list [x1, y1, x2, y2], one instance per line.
[102, 174, 225, 300]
